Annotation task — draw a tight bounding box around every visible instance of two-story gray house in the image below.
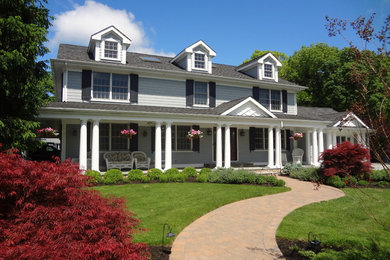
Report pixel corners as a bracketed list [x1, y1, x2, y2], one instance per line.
[38, 26, 369, 171]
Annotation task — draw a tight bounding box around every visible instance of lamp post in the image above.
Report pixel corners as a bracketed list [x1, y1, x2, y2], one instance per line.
[161, 223, 175, 254]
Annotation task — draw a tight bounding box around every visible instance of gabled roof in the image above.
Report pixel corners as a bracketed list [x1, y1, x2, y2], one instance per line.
[333, 112, 369, 129]
[87, 25, 131, 53]
[237, 52, 282, 72]
[170, 40, 216, 63]
[220, 97, 276, 118]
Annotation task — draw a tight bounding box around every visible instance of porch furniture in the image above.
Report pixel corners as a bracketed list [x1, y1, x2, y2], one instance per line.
[131, 151, 151, 169]
[292, 148, 304, 164]
[104, 151, 134, 170]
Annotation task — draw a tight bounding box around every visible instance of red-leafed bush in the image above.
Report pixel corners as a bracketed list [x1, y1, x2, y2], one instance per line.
[320, 141, 372, 179]
[0, 145, 149, 260]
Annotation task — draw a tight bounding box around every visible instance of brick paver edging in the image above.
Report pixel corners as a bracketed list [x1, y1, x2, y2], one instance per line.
[170, 176, 345, 260]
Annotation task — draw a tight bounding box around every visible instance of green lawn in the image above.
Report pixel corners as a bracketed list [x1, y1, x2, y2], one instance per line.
[277, 188, 390, 259]
[94, 183, 289, 245]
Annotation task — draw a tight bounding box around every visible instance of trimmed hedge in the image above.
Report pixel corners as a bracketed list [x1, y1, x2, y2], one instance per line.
[182, 167, 197, 177]
[128, 169, 144, 182]
[84, 170, 103, 184]
[147, 168, 163, 180]
[164, 168, 180, 175]
[104, 169, 123, 184]
[290, 168, 320, 182]
[326, 176, 346, 188]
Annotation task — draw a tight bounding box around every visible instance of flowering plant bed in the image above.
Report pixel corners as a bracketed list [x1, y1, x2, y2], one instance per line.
[121, 129, 137, 139]
[187, 129, 203, 139]
[36, 127, 59, 138]
[290, 132, 303, 140]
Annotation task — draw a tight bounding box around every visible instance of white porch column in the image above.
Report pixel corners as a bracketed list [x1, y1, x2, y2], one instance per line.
[164, 122, 172, 171]
[224, 125, 231, 168]
[318, 128, 324, 155]
[216, 124, 223, 168]
[267, 127, 274, 168]
[305, 130, 311, 165]
[332, 132, 337, 147]
[312, 128, 319, 166]
[91, 119, 100, 171]
[327, 132, 333, 149]
[61, 120, 67, 161]
[154, 122, 162, 170]
[79, 119, 88, 170]
[275, 126, 281, 168]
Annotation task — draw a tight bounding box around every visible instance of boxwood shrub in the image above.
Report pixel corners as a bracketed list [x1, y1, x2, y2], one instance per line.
[369, 170, 390, 181]
[182, 167, 197, 177]
[158, 174, 169, 183]
[164, 168, 180, 175]
[200, 167, 212, 175]
[196, 174, 207, 183]
[128, 169, 144, 182]
[358, 180, 370, 186]
[290, 168, 320, 182]
[84, 170, 103, 184]
[147, 168, 163, 180]
[104, 169, 123, 184]
[326, 175, 346, 188]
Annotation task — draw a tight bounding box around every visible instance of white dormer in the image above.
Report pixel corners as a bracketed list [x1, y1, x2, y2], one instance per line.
[87, 25, 132, 64]
[171, 40, 216, 74]
[237, 53, 282, 82]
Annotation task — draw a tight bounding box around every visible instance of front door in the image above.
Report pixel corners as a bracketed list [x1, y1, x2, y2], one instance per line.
[213, 127, 238, 162]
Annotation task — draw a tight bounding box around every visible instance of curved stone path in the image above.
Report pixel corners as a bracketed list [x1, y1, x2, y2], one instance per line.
[170, 176, 345, 260]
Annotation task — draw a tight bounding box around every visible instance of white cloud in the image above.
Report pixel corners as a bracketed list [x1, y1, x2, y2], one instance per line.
[49, 0, 174, 56]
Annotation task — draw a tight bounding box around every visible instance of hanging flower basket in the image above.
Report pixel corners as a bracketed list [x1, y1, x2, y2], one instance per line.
[121, 129, 137, 139]
[290, 132, 303, 141]
[187, 129, 204, 140]
[36, 127, 59, 138]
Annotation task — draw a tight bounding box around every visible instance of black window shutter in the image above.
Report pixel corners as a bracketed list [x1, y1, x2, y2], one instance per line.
[286, 130, 291, 151]
[282, 90, 288, 113]
[130, 74, 139, 103]
[249, 127, 255, 152]
[209, 82, 216, 108]
[186, 79, 194, 106]
[192, 125, 200, 152]
[130, 123, 138, 152]
[252, 87, 259, 102]
[61, 73, 64, 102]
[82, 70, 92, 100]
[151, 126, 155, 152]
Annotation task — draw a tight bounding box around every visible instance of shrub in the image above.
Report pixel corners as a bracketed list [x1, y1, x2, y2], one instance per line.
[158, 174, 169, 183]
[282, 163, 303, 175]
[200, 167, 212, 175]
[375, 181, 389, 187]
[326, 175, 346, 188]
[342, 176, 358, 186]
[206, 169, 219, 183]
[84, 169, 103, 184]
[128, 169, 145, 182]
[140, 175, 150, 183]
[0, 147, 149, 259]
[165, 168, 180, 175]
[358, 180, 370, 186]
[320, 142, 372, 179]
[104, 169, 124, 184]
[264, 175, 285, 186]
[196, 174, 207, 183]
[255, 175, 266, 184]
[182, 167, 198, 177]
[369, 170, 390, 181]
[170, 174, 186, 183]
[290, 168, 320, 182]
[147, 168, 163, 180]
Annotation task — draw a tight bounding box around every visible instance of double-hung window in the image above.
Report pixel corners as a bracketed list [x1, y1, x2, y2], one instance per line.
[99, 123, 129, 151]
[258, 89, 282, 111]
[104, 41, 118, 59]
[194, 53, 205, 69]
[93, 72, 128, 101]
[259, 89, 270, 108]
[194, 81, 208, 105]
[161, 125, 192, 151]
[270, 90, 281, 111]
[264, 64, 273, 78]
[254, 128, 268, 150]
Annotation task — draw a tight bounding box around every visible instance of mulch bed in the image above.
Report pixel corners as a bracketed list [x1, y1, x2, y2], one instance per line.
[149, 246, 171, 260]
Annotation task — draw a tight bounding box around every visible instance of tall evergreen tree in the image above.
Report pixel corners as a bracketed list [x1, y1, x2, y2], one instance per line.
[0, 0, 53, 150]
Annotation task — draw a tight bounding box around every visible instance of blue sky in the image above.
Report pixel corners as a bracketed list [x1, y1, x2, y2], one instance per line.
[46, 0, 389, 66]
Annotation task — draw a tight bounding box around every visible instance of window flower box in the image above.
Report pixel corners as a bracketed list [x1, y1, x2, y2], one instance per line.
[290, 132, 303, 141]
[36, 127, 59, 138]
[120, 129, 137, 139]
[187, 129, 203, 140]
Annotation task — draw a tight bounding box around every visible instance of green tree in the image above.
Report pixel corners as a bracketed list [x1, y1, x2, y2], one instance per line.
[0, 0, 52, 150]
[242, 50, 288, 64]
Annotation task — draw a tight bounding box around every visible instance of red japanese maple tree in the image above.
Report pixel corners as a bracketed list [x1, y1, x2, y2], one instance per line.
[320, 141, 372, 178]
[0, 145, 149, 259]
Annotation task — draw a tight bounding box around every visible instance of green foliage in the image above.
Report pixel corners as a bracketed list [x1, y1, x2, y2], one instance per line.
[0, 0, 54, 150]
[282, 163, 303, 175]
[103, 169, 123, 184]
[182, 167, 197, 177]
[264, 176, 286, 186]
[200, 168, 212, 175]
[342, 176, 357, 186]
[298, 250, 316, 259]
[84, 170, 103, 184]
[158, 174, 169, 183]
[196, 174, 207, 183]
[290, 168, 320, 182]
[164, 168, 179, 175]
[170, 174, 186, 183]
[358, 180, 370, 186]
[326, 175, 346, 188]
[127, 169, 144, 182]
[140, 175, 150, 183]
[255, 175, 266, 185]
[242, 50, 288, 64]
[375, 181, 389, 188]
[147, 168, 163, 180]
[369, 170, 390, 181]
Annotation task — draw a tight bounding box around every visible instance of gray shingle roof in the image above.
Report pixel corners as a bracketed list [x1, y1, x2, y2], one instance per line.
[274, 106, 346, 124]
[56, 44, 298, 86]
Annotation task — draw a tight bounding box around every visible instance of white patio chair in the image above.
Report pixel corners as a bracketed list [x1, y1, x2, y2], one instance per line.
[292, 148, 304, 164]
[131, 151, 151, 169]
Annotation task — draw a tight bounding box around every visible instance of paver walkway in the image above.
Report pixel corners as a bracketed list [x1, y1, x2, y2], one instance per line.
[170, 176, 345, 260]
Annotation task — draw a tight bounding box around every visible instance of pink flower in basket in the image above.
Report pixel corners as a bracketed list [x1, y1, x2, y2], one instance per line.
[121, 129, 137, 139]
[187, 129, 204, 139]
[36, 127, 59, 138]
[290, 132, 303, 141]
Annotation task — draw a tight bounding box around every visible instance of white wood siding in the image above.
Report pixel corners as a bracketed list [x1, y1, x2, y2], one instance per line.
[287, 92, 297, 115]
[138, 77, 186, 107]
[216, 84, 251, 106]
[67, 71, 82, 102]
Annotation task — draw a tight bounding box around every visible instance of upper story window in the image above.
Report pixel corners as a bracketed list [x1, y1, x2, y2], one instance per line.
[104, 41, 118, 59]
[257, 89, 282, 111]
[259, 89, 270, 108]
[270, 90, 281, 110]
[194, 53, 206, 69]
[194, 81, 208, 105]
[93, 72, 128, 100]
[264, 64, 273, 78]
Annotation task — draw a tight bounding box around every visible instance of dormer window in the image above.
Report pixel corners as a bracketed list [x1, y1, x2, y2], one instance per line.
[264, 64, 273, 78]
[194, 53, 205, 69]
[104, 41, 118, 59]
